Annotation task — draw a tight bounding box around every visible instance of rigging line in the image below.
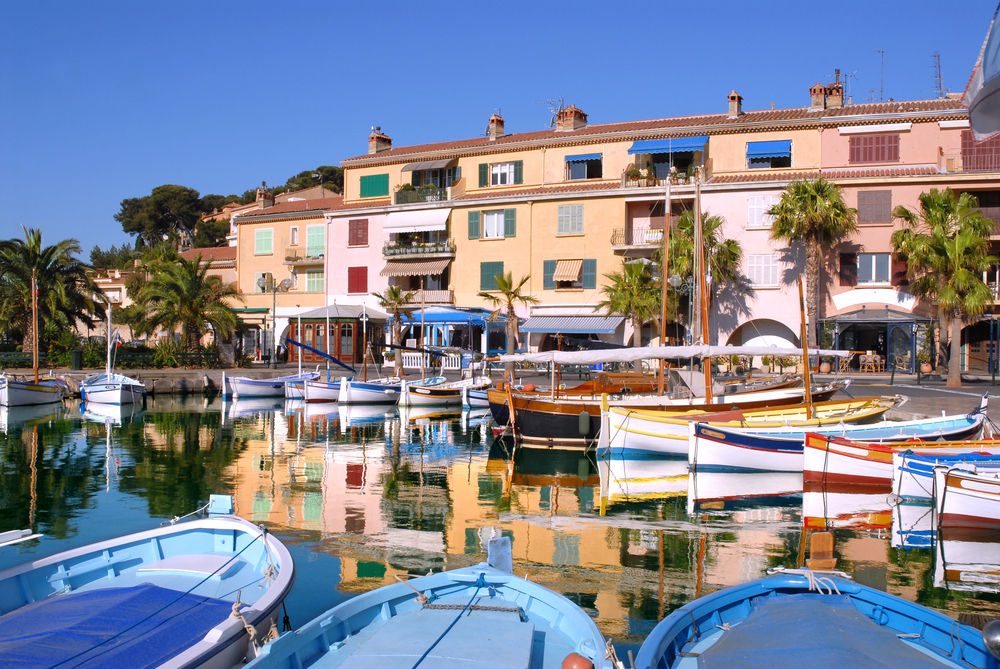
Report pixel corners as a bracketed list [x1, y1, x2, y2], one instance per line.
[46, 526, 271, 669]
[409, 574, 487, 669]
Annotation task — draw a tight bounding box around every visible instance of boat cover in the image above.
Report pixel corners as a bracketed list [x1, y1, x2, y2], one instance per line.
[0, 583, 231, 668]
[698, 594, 941, 668]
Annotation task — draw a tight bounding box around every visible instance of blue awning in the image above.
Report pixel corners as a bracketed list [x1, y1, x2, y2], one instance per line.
[747, 140, 792, 159]
[628, 137, 708, 155]
[520, 316, 624, 334]
[394, 306, 501, 326]
[564, 153, 601, 162]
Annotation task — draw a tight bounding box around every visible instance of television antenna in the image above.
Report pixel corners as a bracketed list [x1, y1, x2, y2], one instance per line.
[931, 52, 948, 99]
[826, 68, 858, 101]
[537, 96, 565, 128]
[867, 50, 884, 102]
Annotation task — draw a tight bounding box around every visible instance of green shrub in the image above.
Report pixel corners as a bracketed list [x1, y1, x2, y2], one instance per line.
[153, 339, 182, 368]
[46, 331, 81, 367]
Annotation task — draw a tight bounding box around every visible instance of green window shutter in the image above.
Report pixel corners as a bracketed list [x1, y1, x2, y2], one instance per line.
[306, 225, 325, 258]
[360, 174, 389, 198]
[255, 229, 273, 255]
[503, 209, 516, 237]
[513, 161, 523, 185]
[480, 261, 503, 291]
[493, 262, 504, 291]
[543, 260, 557, 290]
[582, 259, 597, 289]
[468, 211, 480, 239]
[479, 163, 488, 187]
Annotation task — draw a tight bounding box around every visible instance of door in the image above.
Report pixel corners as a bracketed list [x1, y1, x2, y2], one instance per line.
[888, 324, 914, 373]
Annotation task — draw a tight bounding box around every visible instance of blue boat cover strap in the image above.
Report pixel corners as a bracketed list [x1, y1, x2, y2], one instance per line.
[0, 583, 232, 668]
[697, 594, 941, 668]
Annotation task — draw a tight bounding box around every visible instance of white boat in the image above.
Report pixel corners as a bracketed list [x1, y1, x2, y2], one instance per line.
[303, 377, 348, 403]
[337, 376, 407, 404]
[79, 308, 146, 405]
[934, 466, 1000, 529]
[229, 371, 319, 398]
[893, 450, 1000, 502]
[284, 380, 305, 400]
[0, 375, 67, 406]
[399, 375, 491, 407]
[0, 499, 294, 669]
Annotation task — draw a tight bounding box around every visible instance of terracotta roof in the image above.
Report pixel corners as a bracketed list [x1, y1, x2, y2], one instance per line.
[236, 196, 344, 218]
[179, 246, 237, 263]
[820, 165, 940, 178]
[452, 181, 620, 201]
[343, 99, 967, 165]
[708, 171, 818, 184]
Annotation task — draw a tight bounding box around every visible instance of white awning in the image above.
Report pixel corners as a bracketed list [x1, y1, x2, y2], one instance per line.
[552, 259, 583, 282]
[384, 208, 451, 233]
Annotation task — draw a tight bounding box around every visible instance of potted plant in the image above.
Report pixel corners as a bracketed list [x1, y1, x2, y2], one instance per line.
[917, 351, 932, 374]
[625, 165, 642, 183]
[761, 355, 772, 372]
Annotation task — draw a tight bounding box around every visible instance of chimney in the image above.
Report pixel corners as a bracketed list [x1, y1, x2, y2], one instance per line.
[255, 181, 274, 208]
[727, 90, 743, 118]
[368, 126, 392, 154]
[555, 105, 588, 132]
[488, 113, 505, 140]
[826, 69, 844, 109]
[809, 82, 827, 111]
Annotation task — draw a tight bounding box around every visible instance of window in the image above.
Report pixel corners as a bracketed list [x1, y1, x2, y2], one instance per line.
[290, 226, 299, 246]
[254, 229, 273, 255]
[849, 135, 900, 164]
[306, 225, 325, 258]
[858, 191, 892, 224]
[746, 141, 792, 169]
[839, 253, 857, 286]
[471, 209, 516, 239]
[359, 174, 389, 198]
[480, 261, 504, 291]
[483, 211, 504, 238]
[557, 204, 584, 235]
[857, 253, 891, 284]
[305, 270, 324, 293]
[347, 267, 367, 294]
[565, 155, 602, 180]
[747, 195, 781, 228]
[962, 129, 1000, 171]
[480, 161, 522, 187]
[349, 219, 368, 246]
[747, 254, 780, 287]
[542, 259, 597, 290]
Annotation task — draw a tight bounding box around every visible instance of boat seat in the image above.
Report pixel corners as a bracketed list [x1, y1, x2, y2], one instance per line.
[805, 531, 837, 570]
[138, 554, 248, 581]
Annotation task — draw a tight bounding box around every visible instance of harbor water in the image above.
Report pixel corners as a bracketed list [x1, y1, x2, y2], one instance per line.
[1, 393, 999, 655]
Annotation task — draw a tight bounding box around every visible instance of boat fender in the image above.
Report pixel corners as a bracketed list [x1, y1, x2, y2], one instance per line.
[983, 619, 1000, 659]
[578, 411, 591, 436]
[561, 653, 594, 669]
[523, 383, 535, 392]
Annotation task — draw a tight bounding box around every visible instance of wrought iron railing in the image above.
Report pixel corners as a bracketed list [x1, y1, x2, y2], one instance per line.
[394, 186, 449, 204]
[383, 240, 455, 256]
[402, 289, 454, 305]
[610, 224, 666, 246]
[284, 247, 324, 262]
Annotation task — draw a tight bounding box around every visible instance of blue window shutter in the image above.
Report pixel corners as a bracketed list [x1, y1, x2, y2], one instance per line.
[513, 161, 523, 184]
[543, 260, 556, 290]
[479, 163, 488, 187]
[504, 209, 516, 237]
[480, 261, 502, 291]
[582, 259, 597, 289]
[468, 211, 480, 239]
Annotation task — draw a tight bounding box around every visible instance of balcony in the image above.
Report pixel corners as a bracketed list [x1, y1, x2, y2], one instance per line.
[395, 185, 449, 205]
[611, 222, 666, 248]
[402, 289, 454, 305]
[383, 239, 456, 258]
[284, 247, 324, 265]
[620, 172, 660, 188]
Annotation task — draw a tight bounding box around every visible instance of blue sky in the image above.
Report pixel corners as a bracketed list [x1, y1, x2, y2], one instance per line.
[1, 0, 995, 257]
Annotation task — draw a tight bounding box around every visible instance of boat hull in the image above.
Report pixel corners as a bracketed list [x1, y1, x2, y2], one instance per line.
[893, 450, 1000, 502]
[231, 373, 319, 398]
[0, 377, 66, 406]
[79, 382, 146, 405]
[338, 377, 402, 404]
[935, 467, 1000, 529]
[303, 378, 342, 402]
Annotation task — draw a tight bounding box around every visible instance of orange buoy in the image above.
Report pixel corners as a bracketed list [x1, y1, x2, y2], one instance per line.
[523, 383, 535, 392]
[561, 652, 594, 669]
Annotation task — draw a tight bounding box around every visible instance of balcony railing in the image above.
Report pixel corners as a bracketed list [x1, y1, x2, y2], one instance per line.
[284, 247, 324, 263]
[394, 186, 449, 204]
[402, 289, 454, 305]
[611, 223, 666, 247]
[383, 239, 455, 257]
[620, 172, 660, 188]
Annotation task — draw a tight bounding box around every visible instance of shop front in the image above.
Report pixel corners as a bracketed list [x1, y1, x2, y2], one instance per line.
[821, 306, 932, 374]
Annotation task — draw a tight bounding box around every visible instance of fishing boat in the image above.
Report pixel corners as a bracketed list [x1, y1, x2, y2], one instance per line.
[893, 450, 1000, 502]
[245, 539, 614, 669]
[302, 376, 349, 403]
[634, 569, 999, 669]
[606, 395, 899, 457]
[0, 375, 67, 407]
[934, 466, 1000, 529]
[338, 376, 445, 404]
[805, 430, 1000, 487]
[79, 308, 147, 406]
[399, 375, 493, 407]
[230, 371, 320, 398]
[0, 497, 295, 669]
[687, 406, 988, 473]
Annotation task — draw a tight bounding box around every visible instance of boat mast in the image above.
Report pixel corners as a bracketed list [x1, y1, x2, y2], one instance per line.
[696, 174, 712, 402]
[420, 276, 426, 382]
[658, 178, 671, 396]
[106, 303, 112, 378]
[797, 275, 814, 420]
[31, 270, 38, 384]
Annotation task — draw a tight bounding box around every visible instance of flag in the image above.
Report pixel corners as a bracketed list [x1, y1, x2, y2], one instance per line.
[110, 328, 122, 347]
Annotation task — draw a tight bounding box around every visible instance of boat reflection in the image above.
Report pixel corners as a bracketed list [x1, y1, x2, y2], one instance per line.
[225, 397, 284, 419]
[934, 528, 1000, 593]
[686, 471, 802, 515]
[802, 483, 892, 535]
[0, 403, 65, 433]
[598, 456, 688, 505]
[891, 502, 936, 550]
[80, 401, 146, 425]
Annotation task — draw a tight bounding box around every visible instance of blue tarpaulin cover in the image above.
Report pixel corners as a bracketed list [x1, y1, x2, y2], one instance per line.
[627, 137, 708, 154]
[746, 140, 792, 158]
[0, 584, 232, 668]
[697, 594, 941, 668]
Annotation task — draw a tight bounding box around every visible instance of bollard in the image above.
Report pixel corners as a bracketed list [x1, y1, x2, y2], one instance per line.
[889, 360, 895, 386]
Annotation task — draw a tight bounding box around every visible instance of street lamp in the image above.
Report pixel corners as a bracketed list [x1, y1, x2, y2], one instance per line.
[257, 276, 293, 369]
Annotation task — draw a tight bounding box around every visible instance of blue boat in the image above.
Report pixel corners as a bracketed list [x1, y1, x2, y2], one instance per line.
[635, 570, 999, 668]
[894, 450, 1000, 502]
[246, 539, 615, 669]
[0, 496, 295, 669]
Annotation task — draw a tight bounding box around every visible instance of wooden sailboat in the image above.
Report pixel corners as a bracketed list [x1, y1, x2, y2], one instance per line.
[79, 304, 147, 405]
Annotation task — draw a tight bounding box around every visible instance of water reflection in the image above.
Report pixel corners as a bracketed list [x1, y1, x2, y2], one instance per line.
[0, 398, 998, 647]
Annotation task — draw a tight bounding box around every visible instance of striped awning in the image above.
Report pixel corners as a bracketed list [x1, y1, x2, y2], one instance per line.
[380, 259, 450, 277]
[520, 316, 624, 334]
[552, 259, 583, 282]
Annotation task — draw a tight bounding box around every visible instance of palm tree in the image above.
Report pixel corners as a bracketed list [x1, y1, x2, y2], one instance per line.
[891, 188, 994, 372]
[478, 272, 538, 380]
[768, 178, 858, 346]
[0, 226, 104, 352]
[372, 285, 416, 377]
[597, 260, 659, 348]
[891, 189, 995, 387]
[137, 254, 243, 353]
